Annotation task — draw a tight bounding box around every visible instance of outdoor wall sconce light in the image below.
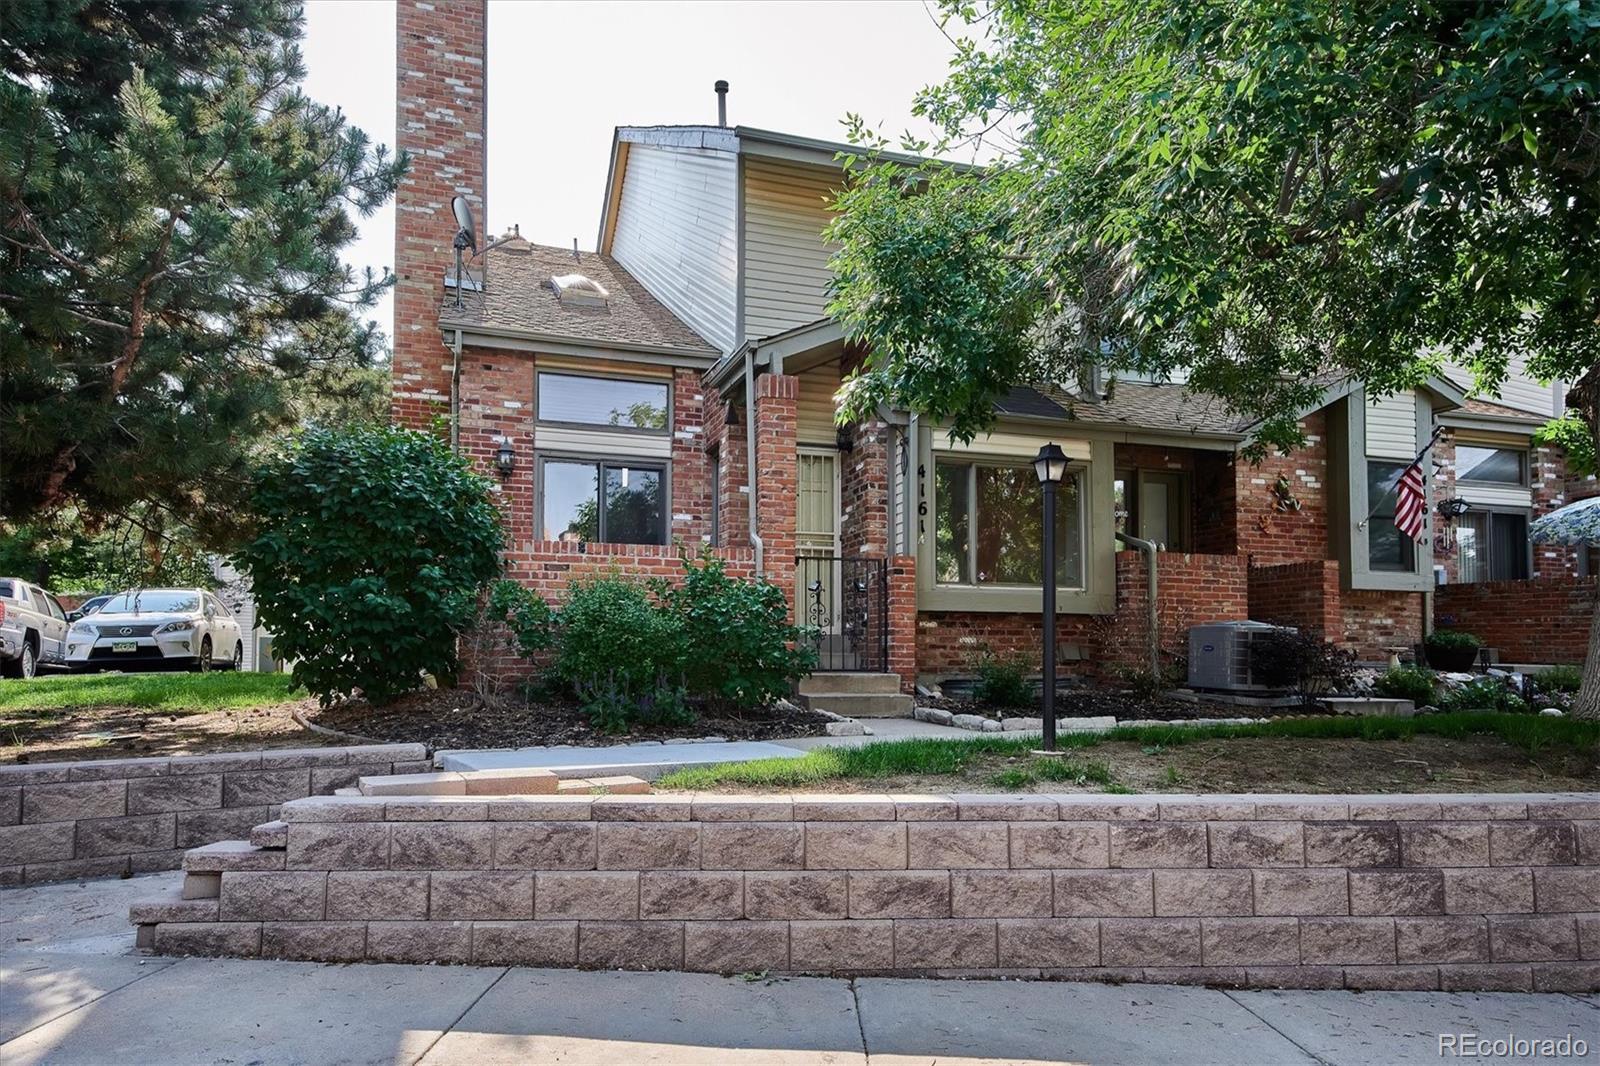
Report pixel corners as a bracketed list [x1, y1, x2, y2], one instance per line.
[1435, 497, 1471, 518]
[836, 426, 854, 452]
[1033, 442, 1068, 753]
[495, 441, 515, 478]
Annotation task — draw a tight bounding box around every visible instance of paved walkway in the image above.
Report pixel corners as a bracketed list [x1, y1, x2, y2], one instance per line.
[439, 717, 969, 775]
[3, 873, 1595, 1065]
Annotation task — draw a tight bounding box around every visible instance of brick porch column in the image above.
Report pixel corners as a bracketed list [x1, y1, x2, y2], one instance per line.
[755, 373, 799, 609]
[888, 554, 918, 692]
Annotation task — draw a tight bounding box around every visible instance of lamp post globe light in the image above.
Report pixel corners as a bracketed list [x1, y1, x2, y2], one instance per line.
[1033, 443, 1068, 753]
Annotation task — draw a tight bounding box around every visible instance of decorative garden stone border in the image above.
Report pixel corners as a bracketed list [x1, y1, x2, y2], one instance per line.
[912, 707, 1264, 732]
[130, 788, 1600, 991]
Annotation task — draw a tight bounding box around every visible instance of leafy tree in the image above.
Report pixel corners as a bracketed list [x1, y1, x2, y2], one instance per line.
[827, 0, 1598, 454]
[0, 0, 403, 540]
[234, 425, 504, 705]
[0, 508, 214, 594]
[827, 0, 1600, 716]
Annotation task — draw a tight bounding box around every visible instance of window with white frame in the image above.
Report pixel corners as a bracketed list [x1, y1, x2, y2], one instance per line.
[934, 459, 1084, 588]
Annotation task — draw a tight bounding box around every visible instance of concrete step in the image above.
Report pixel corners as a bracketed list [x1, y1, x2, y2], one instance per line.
[797, 691, 915, 718]
[797, 672, 904, 696]
[249, 819, 287, 849]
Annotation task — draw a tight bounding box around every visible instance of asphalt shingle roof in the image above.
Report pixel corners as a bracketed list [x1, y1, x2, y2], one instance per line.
[1034, 382, 1253, 437]
[440, 238, 718, 356]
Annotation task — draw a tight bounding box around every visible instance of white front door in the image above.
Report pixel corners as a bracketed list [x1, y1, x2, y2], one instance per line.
[796, 449, 840, 634]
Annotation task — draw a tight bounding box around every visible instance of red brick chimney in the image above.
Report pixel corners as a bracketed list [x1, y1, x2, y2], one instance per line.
[392, 0, 488, 429]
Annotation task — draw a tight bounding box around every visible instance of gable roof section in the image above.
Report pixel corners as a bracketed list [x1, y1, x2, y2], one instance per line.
[439, 238, 718, 360]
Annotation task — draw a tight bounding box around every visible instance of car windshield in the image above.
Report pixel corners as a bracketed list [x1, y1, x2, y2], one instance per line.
[101, 591, 201, 614]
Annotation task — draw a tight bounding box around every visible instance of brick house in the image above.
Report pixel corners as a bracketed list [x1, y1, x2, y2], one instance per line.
[392, 0, 1594, 691]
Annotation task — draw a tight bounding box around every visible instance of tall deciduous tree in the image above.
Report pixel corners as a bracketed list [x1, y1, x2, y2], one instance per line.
[0, 0, 402, 540]
[827, 0, 1600, 714]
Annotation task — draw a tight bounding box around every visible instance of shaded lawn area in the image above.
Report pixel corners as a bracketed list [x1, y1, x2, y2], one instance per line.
[659, 714, 1600, 795]
[1, 672, 318, 763]
[0, 671, 302, 714]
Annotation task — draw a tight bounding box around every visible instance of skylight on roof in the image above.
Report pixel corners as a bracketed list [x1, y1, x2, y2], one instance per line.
[550, 273, 609, 308]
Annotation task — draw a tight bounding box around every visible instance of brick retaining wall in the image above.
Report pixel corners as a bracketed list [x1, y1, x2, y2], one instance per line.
[0, 744, 429, 886]
[134, 791, 1600, 991]
[1435, 577, 1596, 665]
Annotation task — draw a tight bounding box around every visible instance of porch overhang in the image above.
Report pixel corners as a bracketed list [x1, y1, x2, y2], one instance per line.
[704, 317, 846, 395]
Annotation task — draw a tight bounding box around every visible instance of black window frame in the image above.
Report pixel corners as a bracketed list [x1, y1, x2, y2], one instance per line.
[536, 455, 669, 546]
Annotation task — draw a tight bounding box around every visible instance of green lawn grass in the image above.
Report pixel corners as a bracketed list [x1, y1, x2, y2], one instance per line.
[657, 713, 1600, 791]
[0, 671, 303, 715]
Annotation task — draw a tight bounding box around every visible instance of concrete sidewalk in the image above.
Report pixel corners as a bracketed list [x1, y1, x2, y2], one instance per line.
[4, 874, 1596, 1066]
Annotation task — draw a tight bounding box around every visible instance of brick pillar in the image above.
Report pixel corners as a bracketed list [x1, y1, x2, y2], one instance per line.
[840, 419, 890, 558]
[755, 373, 799, 608]
[671, 369, 711, 544]
[392, 0, 487, 430]
[702, 393, 749, 550]
[888, 554, 918, 691]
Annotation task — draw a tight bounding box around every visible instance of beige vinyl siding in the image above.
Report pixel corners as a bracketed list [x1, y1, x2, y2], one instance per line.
[1457, 481, 1532, 509]
[796, 363, 842, 445]
[609, 144, 739, 352]
[1443, 352, 1560, 417]
[533, 424, 671, 460]
[931, 429, 1093, 462]
[742, 158, 839, 340]
[1364, 390, 1418, 460]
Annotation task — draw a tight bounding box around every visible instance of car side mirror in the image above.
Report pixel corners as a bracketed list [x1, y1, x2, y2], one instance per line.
[67, 610, 83, 623]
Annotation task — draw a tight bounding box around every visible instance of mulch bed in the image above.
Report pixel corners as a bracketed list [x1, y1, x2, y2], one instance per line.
[922, 686, 1315, 721]
[310, 689, 834, 751]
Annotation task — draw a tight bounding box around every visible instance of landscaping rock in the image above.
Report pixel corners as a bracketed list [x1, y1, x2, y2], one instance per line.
[949, 714, 990, 731]
[914, 706, 954, 726]
[1061, 716, 1117, 732]
[824, 721, 867, 737]
[1540, 708, 1565, 717]
[1001, 717, 1044, 732]
[1321, 698, 1416, 719]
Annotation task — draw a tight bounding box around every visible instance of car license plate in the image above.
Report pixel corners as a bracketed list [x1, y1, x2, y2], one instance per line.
[111, 641, 138, 653]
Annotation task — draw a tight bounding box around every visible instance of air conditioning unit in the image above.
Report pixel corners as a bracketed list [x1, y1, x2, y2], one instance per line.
[1187, 621, 1297, 692]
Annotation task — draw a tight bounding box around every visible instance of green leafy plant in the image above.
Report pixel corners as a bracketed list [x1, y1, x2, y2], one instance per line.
[1374, 666, 1437, 706]
[1439, 678, 1529, 715]
[656, 550, 816, 713]
[553, 575, 684, 700]
[485, 579, 555, 657]
[1426, 630, 1484, 653]
[1250, 628, 1356, 704]
[234, 425, 503, 706]
[971, 648, 1033, 709]
[1532, 666, 1583, 696]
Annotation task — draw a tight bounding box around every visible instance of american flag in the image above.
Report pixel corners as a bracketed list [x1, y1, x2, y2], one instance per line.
[1394, 461, 1427, 541]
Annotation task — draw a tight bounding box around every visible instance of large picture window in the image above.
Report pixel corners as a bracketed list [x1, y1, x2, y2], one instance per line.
[934, 459, 1084, 588]
[1366, 460, 1417, 572]
[541, 459, 664, 544]
[536, 372, 668, 430]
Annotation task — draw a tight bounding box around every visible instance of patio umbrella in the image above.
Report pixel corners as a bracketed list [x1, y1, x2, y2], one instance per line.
[1530, 495, 1600, 546]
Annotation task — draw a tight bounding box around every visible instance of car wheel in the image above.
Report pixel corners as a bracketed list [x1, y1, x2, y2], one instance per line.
[231, 642, 244, 671]
[193, 637, 213, 673]
[19, 641, 37, 679]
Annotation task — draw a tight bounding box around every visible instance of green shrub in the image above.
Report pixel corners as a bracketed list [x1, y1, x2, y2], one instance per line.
[1439, 677, 1530, 715]
[235, 425, 504, 705]
[576, 672, 693, 734]
[971, 648, 1033, 708]
[1426, 629, 1483, 652]
[1374, 665, 1436, 705]
[657, 550, 816, 712]
[553, 576, 684, 699]
[1532, 665, 1583, 695]
[485, 579, 555, 657]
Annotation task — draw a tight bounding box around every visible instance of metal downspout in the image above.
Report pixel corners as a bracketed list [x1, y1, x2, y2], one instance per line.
[1117, 532, 1160, 680]
[449, 328, 464, 453]
[744, 345, 764, 577]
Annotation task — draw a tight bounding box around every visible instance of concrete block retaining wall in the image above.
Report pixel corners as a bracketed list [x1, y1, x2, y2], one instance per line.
[133, 791, 1600, 991]
[0, 744, 429, 885]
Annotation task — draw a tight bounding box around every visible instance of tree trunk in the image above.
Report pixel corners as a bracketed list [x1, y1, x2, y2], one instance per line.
[1576, 601, 1600, 720]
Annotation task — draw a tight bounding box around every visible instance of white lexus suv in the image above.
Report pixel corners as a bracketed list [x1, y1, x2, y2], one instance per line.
[65, 588, 244, 673]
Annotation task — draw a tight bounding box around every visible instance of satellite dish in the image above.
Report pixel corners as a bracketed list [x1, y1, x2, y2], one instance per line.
[451, 195, 477, 254]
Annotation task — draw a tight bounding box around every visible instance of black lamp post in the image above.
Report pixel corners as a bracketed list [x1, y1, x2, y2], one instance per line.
[1033, 442, 1068, 753]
